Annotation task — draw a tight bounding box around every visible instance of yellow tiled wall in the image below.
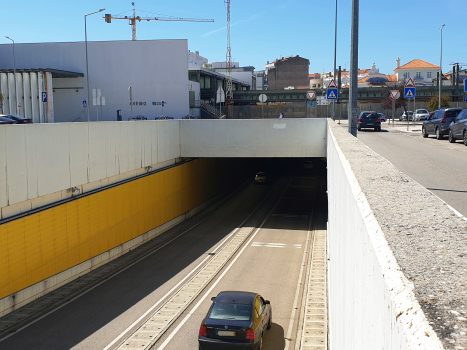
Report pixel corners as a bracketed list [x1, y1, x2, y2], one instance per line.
[0, 158, 250, 299]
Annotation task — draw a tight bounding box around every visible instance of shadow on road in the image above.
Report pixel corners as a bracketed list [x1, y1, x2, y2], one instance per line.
[263, 323, 286, 349]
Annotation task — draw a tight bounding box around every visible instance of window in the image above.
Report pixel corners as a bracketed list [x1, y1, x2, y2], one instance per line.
[404, 72, 410, 79]
[416, 72, 422, 79]
[427, 72, 432, 79]
[200, 77, 205, 89]
[204, 77, 211, 89]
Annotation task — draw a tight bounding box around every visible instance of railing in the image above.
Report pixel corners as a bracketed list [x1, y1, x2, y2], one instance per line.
[200, 102, 222, 119]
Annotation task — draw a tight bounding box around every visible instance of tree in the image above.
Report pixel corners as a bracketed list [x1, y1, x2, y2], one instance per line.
[427, 94, 451, 111]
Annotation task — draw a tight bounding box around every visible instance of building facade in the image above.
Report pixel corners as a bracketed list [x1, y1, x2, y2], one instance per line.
[0, 40, 192, 122]
[265, 56, 310, 90]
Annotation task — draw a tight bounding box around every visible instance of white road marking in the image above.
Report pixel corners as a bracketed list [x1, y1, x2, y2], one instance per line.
[155, 179, 291, 350]
[251, 242, 302, 249]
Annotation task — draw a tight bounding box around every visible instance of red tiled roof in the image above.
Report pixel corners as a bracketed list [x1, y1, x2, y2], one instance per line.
[358, 69, 370, 74]
[309, 73, 321, 78]
[386, 74, 398, 82]
[358, 77, 368, 83]
[395, 59, 440, 71]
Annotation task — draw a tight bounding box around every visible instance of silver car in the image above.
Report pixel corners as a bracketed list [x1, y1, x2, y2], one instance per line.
[414, 109, 429, 121]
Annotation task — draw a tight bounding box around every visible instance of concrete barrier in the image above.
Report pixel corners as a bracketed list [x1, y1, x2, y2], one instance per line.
[327, 121, 444, 349]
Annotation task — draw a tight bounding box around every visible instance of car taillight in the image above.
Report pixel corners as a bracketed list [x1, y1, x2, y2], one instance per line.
[199, 326, 207, 337]
[440, 112, 447, 123]
[377, 117, 381, 121]
[359, 118, 363, 122]
[22, 120, 27, 123]
[246, 329, 255, 340]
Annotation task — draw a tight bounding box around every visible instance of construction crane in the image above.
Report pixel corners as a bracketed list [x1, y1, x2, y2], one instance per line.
[225, 0, 233, 119]
[104, 2, 214, 41]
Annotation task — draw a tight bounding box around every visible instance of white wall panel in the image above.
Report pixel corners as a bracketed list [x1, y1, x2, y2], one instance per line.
[141, 122, 152, 168]
[104, 122, 117, 178]
[5, 126, 28, 205]
[30, 73, 39, 123]
[69, 123, 89, 186]
[35, 124, 71, 197]
[24, 125, 38, 200]
[116, 122, 130, 174]
[0, 73, 9, 115]
[133, 122, 144, 170]
[180, 119, 327, 158]
[0, 127, 7, 207]
[150, 122, 159, 165]
[88, 123, 107, 182]
[23, 73, 32, 119]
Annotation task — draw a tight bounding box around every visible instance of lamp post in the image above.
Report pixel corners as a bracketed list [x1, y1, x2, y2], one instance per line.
[332, 0, 337, 121]
[85, 8, 105, 122]
[5, 36, 18, 115]
[439, 24, 445, 109]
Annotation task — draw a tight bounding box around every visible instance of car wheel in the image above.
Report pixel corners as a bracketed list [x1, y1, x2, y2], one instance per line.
[357, 126, 361, 131]
[464, 131, 467, 146]
[422, 126, 428, 138]
[436, 128, 443, 140]
[449, 130, 456, 143]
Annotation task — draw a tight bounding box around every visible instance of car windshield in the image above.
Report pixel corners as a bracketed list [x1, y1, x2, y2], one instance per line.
[256, 172, 265, 176]
[209, 303, 252, 321]
[417, 110, 428, 114]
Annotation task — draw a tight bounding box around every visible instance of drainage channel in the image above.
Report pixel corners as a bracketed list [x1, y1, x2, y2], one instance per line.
[299, 229, 328, 350]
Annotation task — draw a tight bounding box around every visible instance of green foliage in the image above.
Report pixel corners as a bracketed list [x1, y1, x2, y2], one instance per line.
[428, 94, 451, 111]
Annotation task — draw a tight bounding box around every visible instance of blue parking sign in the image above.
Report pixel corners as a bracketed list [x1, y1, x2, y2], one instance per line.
[464, 96, 467, 103]
[41, 92, 47, 103]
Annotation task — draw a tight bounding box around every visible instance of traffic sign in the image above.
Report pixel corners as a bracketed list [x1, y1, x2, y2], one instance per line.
[327, 89, 338, 100]
[464, 79, 467, 93]
[306, 91, 316, 100]
[311, 101, 317, 107]
[404, 87, 415, 99]
[258, 93, 267, 103]
[327, 79, 337, 89]
[405, 78, 416, 88]
[389, 90, 400, 100]
[41, 92, 47, 103]
[464, 96, 467, 103]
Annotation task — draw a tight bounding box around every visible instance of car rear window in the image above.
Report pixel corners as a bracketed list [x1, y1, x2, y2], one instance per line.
[362, 113, 378, 119]
[446, 110, 463, 118]
[417, 110, 428, 114]
[256, 172, 265, 176]
[209, 303, 252, 321]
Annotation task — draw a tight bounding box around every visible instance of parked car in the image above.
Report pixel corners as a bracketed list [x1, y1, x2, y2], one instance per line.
[254, 172, 267, 185]
[198, 291, 272, 350]
[357, 111, 381, 131]
[128, 115, 147, 121]
[413, 109, 430, 121]
[448, 109, 467, 145]
[422, 108, 465, 139]
[399, 111, 414, 121]
[6, 114, 33, 124]
[157, 116, 174, 120]
[0, 115, 17, 124]
[377, 113, 387, 122]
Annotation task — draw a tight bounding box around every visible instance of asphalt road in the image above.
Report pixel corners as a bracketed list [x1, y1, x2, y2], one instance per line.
[356, 125, 467, 217]
[0, 159, 327, 350]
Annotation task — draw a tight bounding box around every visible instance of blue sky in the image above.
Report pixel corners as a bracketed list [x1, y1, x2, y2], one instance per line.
[2, 0, 466, 76]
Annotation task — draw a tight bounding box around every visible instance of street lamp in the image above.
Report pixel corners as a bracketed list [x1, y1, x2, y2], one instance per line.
[5, 36, 19, 115]
[439, 24, 445, 109]
[85, 8, 105, 122]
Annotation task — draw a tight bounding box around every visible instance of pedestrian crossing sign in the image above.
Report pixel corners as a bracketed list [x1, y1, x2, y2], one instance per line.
[404, 87, 415, 99]
[327, 88, 338, 100]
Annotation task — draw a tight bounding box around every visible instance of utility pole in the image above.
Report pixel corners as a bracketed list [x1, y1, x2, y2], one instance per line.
[225, 0, 233, 119]
[439, 24, 445, 109]
[332, 0, 337, 121]
[348, 0, 359, 136]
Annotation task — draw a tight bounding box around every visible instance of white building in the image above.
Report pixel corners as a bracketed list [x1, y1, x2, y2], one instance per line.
[209, 62, 256, 89]
[394, 58, 440, 86]
[188, 50, 208, 68]
[0, 40, 193, 122]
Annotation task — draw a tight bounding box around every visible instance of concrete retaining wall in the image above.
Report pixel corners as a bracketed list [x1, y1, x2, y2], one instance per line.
[180, 119, 327, 158]
[327, 121, 443, 349]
